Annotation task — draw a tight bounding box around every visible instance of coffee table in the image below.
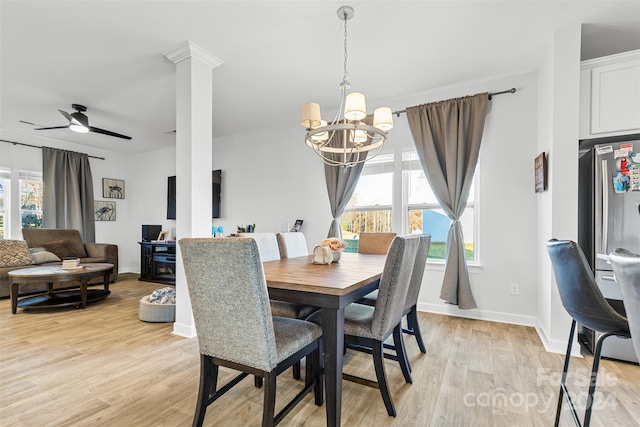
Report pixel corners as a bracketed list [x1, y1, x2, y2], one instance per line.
[8, 263, 114, 314]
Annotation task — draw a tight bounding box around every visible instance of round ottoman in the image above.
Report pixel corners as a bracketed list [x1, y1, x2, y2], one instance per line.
[138, 295, 175, 322]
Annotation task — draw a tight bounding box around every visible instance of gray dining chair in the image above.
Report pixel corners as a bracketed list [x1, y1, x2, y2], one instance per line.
[276, 232, 308, 259]
[609, 248, 640, 360]
[358, 234, 431, 365]
[357, 232, 397, 255]
[242, 231, 318, 379]
[547, 239, 630, 427]
[179, 237, 323, 427]
[308, 234, 420, 417]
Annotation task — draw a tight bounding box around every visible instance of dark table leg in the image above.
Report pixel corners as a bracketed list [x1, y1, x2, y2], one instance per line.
[322, 307, 345, 427]
[10, 281, 18, 314]
[80, 277, 88, 309]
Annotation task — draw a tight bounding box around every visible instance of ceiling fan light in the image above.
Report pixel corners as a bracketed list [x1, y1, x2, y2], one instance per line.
[344, 92, 366, 121]
[373, 107, 393, 131]
[301, 102, 322, 128]
[69, 124, 89, 133]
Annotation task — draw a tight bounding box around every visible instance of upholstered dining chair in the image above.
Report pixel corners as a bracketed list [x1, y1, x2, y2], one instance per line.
[309, 234, 420, 417]
[357, 232, 397, 255]
[276, 232, 308, 259]
[359, 234, 432, 364]
[179, 237, 323, 427]
[242, 231, 318, 380]
[547, 239, 630, 427]
[609, 248, 640, 360]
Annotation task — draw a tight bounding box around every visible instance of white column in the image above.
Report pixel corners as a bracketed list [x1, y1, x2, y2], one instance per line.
[164, 41, 223, 338]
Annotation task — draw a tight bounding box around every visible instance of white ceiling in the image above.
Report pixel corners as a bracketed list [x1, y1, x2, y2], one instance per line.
[1, 1, 639, 155]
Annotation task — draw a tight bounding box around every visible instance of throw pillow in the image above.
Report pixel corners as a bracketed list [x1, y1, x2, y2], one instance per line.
[0, 240, 33, 267]
[30, 248, 61, 265]
[42, 240, 86, 259]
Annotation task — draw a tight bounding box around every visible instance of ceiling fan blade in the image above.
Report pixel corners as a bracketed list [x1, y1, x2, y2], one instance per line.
[89, 126, 132, 140]
[58, 109, 73, 122]
[34, 125, 71, 130]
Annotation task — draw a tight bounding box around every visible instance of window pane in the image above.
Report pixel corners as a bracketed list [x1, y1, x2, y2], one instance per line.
[408, 207, 475, 261]
[20, 173, 43, 230]
[342, 209, 392, 253]
[346, 172, 392, 207]
[408, 169, 438, 204]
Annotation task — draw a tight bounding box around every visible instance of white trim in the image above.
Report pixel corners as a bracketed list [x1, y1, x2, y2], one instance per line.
[418, 301, 536, 327]
[172, 321, 197, 338]
[534, 318, 582, 357]
[164, 40, 224, 69]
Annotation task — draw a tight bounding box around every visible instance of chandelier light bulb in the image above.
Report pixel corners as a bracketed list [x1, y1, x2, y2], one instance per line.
[373, 107, 394, 131]
[311, 120, 329, 142]
[344, 92, 366, 121]
[353, 129, 367, 144]
[301, 102, 322, 128]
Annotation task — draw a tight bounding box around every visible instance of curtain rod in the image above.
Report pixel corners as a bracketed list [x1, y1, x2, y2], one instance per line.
[392, 87, 517, 117]
[0, 139, 105, 160]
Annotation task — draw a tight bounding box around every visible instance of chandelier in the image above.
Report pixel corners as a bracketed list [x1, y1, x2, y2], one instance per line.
[301, 5, 393, 168]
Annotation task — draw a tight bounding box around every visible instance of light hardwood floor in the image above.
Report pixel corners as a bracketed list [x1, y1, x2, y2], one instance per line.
[1, 275, 639, 426]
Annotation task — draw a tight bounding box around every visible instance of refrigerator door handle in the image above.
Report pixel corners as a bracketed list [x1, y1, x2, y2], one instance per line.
[601, 274, 616, 282]
[601, 159, 609, 253]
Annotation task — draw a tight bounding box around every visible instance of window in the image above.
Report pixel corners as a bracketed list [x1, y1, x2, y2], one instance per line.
[342, 151, 478, 263]
[20, 171, 43, 230]
[342, 154, 394, 252]
[0, 170, 9, 239]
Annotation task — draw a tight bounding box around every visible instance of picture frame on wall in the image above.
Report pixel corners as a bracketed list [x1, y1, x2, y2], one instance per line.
[535, 152, 547, 193]
[94, 201, 116, 221]
[102, 178, 125, 199]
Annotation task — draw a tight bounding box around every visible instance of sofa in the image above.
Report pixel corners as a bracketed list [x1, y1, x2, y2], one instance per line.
[0, 228, 118, 298]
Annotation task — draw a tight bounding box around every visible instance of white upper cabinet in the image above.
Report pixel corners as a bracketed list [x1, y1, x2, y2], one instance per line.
[579, 50, 640, 139]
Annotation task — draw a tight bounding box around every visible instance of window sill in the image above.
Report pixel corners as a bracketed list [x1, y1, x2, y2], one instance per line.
[426, 260, 483, 274]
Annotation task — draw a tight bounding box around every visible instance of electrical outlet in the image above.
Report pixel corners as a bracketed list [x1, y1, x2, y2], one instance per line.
[510, 283, 519, 296]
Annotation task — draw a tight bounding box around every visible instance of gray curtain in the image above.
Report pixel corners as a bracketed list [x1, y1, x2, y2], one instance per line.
[323, 116, 372, 238]
[406, 93, 489, 309]
[42, 146, 96, 242]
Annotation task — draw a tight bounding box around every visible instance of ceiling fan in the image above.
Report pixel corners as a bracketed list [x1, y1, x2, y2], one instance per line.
[32, 104, 132, 140]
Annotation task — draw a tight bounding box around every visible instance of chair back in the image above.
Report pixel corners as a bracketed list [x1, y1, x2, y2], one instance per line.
[404, 234, 432, 313]
[358, 232, 397, 255]
[179, 237, 279, 372]
[609, 248, 640, 358]
[547, 239, 628, 334]
[371, 235, 420, 340]
[276, 232, 308, 258]
[238, 232, 281, 262]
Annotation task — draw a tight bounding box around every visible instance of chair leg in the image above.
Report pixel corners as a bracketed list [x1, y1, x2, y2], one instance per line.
[193, 355, 218, 427]
[555, 320, 580, 427]
[393, 325, 412, 384]
[261, 372, 277, 427]
[406, 306, 427, 353]
[584, 331, 616, 427]
[293, 361, 301, 379]
[372, 340, 397, 417]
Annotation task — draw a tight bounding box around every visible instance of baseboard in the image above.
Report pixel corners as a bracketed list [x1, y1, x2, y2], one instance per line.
[534, 318, 582, 357]
[172, 322, 197, 338]
[418, 301, 537, 327]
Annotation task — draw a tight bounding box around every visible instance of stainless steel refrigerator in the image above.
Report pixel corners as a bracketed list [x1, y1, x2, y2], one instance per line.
[578, 139, 640, 363]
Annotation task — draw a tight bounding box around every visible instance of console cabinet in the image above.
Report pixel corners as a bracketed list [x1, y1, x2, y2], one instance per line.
[579, 50, 640, 139]
[139, 242, 176, 285]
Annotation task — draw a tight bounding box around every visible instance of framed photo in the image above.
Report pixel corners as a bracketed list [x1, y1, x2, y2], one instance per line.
[102, 178, 125, 199]
[535, 152, 547, 193]
[157, 231, 169, 242]
[94, 201, 116, 221]
[291, 219, 303, 232]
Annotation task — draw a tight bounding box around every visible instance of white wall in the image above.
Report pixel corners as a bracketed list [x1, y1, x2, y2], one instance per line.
[535, 25, 582, 354]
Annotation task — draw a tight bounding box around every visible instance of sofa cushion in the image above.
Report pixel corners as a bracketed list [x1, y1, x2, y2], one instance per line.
[29, 247, 61, 264]
[42, 239, 87, 259]
[0, 240, 33, 267]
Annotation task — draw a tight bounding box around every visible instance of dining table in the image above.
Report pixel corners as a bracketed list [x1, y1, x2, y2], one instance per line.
[262, 252, 387, 427]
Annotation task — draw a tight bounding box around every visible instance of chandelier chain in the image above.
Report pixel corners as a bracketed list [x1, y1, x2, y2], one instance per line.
[343, 11, 349, 83]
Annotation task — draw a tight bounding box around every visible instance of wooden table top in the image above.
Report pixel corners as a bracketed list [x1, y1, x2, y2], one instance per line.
[8, 263, 114, 278]
[262, 253, 386, 296]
